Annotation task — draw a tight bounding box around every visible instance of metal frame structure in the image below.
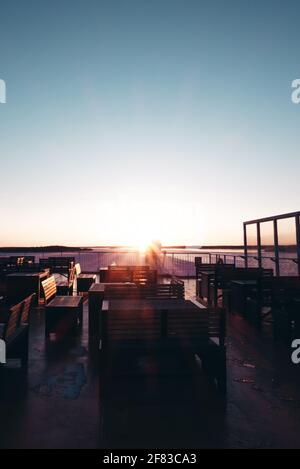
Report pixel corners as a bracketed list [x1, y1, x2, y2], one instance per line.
[244, 211, 300, 276]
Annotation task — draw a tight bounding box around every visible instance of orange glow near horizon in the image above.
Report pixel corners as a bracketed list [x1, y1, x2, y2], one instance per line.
[0, 186, 248, 247]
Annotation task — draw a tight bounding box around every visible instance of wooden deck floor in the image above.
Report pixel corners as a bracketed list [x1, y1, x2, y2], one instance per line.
[1, 280, 300, 449]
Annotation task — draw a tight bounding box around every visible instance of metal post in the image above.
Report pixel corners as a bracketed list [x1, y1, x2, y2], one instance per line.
[257, 222, 262, 269]
[243, 223, 248, 268]
[295, 215, 300, 277]
[273, 219, 280, 277]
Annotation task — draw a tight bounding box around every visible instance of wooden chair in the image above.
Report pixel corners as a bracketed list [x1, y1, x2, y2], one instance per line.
[75, 263, 96, 294]
[0, 296, 33, 370]
[42, 276, 83, 338]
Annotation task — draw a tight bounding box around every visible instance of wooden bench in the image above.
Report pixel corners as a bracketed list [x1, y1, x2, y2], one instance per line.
[131, 266, 157, 285]
[39, 257, 75, 274]
[55, 266, 76, 296]
[139, 279, 184, 299]
[8, 256, 36, 270]
[88, 283, 139, 342]
[42, 276, 83, 339]
[196, 265, 234, 305]
[209, 267, 273, 307]
[106, 266, 133, 283]
[100, 265, 157, 284]
[75, 263, 96, 294]
[100, 299, 226, 394]
[0, 294, 35, 370]
[88, 280, 184, 345]
[7, 256, 25, 267]
[237, 276, 280, 325]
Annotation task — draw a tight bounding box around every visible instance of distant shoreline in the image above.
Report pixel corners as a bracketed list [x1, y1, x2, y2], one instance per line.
[0, 244, 296, 253]
[0, 246, 91, 253]
[0, 244, 245, 252]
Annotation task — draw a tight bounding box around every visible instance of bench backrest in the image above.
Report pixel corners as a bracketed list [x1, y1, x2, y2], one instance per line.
[103, 281, 184, 300]
[216, 267, 273, 285]
[23, 256, 35, 265]
[167, 307, 225, 346]
[39, 257, 75, 273]
[140, 283, 184, 299]
[20, 293, 35, 325]
[68, 266, 76, 284]
[105, 306, 161, 342]
[5, 302, 23, 340]
[41, 276, 57, 303]
[104, 284, 140, 299]
[132, 268, 157, 285]
[107, 266, 132, 283]
[75, 263, 81, 276]
[196, 263, 234, 278]
[102, 303, 225, 346]
[9, 256, 24, 266]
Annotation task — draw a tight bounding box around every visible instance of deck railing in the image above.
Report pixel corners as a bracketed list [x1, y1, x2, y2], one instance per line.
[0, 248, 298, 277]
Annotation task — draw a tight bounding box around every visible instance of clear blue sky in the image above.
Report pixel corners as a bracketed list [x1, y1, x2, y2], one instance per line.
[0, 0, 300, 246]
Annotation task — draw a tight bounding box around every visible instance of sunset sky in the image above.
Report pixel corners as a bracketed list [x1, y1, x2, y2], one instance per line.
[1, 0, 300, 247]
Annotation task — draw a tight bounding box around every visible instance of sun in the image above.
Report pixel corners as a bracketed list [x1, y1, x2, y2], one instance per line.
[135, 239, 152, 253]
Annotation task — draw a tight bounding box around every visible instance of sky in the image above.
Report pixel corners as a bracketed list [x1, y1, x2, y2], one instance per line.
[0, 0, 300, 247]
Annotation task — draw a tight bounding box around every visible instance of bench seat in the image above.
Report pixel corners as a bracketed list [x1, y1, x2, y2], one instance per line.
[75, 264, 96, 294]
[0, 295, 35, 371]
[78, 273, 96, 279]
[48, 296, 82, 308]
[77, 274, 96, 294]
[42, 276, 83, 338]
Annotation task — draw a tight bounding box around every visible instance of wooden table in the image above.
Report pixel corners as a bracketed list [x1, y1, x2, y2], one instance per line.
[88, 282, 138, 341]
[6, 271, 49, 304]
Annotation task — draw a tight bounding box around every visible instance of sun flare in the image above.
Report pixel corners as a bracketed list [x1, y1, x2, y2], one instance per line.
[134, 239, 154, 253]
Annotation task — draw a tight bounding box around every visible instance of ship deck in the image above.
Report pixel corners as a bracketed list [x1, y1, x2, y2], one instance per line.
[1, 279, 300, 449]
